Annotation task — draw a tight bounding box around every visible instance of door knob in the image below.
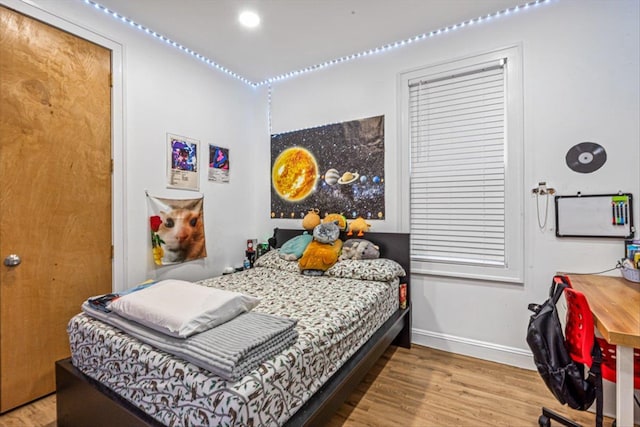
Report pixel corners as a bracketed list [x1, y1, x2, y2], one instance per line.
[4, 254, 21, 267]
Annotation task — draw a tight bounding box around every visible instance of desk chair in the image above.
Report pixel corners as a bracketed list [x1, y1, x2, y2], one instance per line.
[537, 283, 603, 427]
[539, 277, 640, 427]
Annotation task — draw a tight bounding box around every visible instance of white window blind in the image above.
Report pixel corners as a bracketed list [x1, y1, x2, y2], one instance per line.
[409, 59, 507, 267]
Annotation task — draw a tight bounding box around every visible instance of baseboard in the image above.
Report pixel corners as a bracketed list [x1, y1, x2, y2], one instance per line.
[411, 327, 536, 370]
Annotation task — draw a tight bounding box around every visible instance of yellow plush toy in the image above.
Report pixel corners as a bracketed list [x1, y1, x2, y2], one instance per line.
[323, 212, 348, 231]
[298, 239, 343, 276]
[302, 208, 321, 231]
[347, 216, 371, 237]
[299, 221, 343, 276]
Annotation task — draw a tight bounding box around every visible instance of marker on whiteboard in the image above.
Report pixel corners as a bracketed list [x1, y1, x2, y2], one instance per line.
[618, 202, 623, 225]
[624, 202, 629, 224]
[612, 202, 616, 225]
[619, 202, 624, 225]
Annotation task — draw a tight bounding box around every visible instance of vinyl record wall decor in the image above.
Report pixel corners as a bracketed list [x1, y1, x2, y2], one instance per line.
[565, 142, 607, 173]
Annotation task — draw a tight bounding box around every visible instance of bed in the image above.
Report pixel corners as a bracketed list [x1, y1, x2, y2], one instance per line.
[55, 229, 411, 426]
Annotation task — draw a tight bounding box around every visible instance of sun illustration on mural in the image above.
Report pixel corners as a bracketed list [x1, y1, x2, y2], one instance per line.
[272, 147, 319, 201]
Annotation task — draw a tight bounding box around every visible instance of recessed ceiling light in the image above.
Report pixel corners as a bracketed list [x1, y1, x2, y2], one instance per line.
[238, 10, 260, 28]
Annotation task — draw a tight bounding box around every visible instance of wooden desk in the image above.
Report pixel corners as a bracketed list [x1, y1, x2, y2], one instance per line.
[567, 274, 640, 427]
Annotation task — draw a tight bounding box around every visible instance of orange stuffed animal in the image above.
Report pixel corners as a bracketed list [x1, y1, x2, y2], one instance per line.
[347, 216, 371, 237]
[299, 221, 342, 276]
[298, 239, 343, 276]
[302, 208, 321, 231]
[322, 213, 347, 231]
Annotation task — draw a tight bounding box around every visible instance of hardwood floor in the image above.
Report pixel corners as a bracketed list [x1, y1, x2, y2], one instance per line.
[327, 345, 614, 427]
[0, 393, 56, 427]
[0, 345, 614, 427]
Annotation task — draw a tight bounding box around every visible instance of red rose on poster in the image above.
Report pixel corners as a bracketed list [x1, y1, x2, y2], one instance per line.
[150, 215, 162, 232]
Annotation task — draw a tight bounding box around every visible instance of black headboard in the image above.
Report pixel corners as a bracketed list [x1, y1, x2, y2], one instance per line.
[271, 228, 411, 306]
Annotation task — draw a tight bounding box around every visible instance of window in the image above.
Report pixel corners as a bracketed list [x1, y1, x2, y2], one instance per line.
[400, 46, 523, 283]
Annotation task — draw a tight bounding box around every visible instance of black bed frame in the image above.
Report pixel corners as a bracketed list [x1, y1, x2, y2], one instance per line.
[56, 229, 411, 427]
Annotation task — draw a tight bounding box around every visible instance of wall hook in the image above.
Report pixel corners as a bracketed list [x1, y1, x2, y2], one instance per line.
[531, 181, 556, 196]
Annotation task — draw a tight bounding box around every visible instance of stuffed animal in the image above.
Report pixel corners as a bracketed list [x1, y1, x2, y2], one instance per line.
[299, 221, 342, 275]
[302, 208, 321, 232]
[323, 213, 347, 231]
[298, 240, 343, 276]
[312, 221, 340, 244]
[347, 216, 371, 237]
[279, 232, 313, 261]
[339, 239, 380, 260]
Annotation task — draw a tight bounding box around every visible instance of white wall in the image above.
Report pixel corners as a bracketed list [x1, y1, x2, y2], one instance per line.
[262, 0, 640, 368]
[4, 0, 265, 290]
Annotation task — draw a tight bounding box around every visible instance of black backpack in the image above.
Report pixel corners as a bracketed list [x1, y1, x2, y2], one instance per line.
[526, 276, 602, 426]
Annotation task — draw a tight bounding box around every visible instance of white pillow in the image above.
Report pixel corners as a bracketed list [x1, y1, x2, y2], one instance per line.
[108, 279, 260, 338]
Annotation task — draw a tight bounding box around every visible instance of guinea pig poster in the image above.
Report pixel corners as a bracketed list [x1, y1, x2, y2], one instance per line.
[147, 194, 207, 266]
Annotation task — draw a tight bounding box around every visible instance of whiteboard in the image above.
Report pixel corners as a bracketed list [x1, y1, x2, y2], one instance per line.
[555, 193, 634, 238]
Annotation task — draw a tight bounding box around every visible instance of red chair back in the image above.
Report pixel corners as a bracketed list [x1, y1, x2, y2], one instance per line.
[564, 287, 596, 368]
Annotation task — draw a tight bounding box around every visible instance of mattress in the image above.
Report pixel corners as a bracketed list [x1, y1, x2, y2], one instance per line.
[68, 264, 399, 427]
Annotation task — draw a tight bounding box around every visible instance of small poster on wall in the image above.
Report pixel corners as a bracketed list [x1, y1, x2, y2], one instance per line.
[208, 144, 230, 183]
[167, 133, 199, 191]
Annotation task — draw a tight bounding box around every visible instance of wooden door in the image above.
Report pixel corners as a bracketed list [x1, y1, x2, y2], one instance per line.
[0, 6, 112, 412]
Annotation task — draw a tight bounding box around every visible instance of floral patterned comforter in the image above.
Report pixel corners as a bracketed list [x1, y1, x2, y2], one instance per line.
[68, 264, 399, 427]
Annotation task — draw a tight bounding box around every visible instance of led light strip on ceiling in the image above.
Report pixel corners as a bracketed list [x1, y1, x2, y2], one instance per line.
[83, 0, 553, 88]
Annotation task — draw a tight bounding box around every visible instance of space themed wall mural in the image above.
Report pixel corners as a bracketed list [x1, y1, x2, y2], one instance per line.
[270, 115, 385, 220]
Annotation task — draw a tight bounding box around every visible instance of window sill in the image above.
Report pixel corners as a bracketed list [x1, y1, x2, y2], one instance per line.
[410, 263, 524, 284]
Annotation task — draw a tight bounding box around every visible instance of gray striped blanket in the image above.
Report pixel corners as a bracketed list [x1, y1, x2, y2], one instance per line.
[81, 302, 298, 381]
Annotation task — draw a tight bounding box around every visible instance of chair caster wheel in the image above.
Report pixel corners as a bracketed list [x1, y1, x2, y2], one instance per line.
[539, 414, 551, 427]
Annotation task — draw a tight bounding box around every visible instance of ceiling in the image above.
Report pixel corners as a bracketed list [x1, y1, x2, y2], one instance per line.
[90, 0, 526, 85]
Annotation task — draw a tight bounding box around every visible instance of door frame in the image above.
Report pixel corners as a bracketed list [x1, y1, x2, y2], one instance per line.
[3, 0, 126, 291]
